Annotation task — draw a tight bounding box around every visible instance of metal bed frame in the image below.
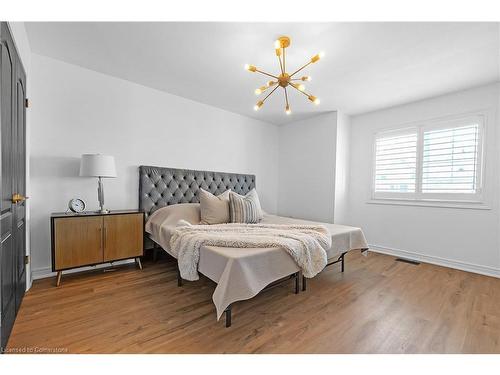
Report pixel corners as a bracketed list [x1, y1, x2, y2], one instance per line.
[302, 252, 347, 292]
[151, 239, 300, 327]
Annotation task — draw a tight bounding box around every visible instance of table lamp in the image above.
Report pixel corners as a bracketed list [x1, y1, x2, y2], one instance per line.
[79, 154, 117, 213]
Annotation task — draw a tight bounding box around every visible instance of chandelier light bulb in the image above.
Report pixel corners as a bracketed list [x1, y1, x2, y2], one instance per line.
[285, 105, 291, 115]
[254, 100, 264, 111]
[255, 85, 268, 95]
[274, 40, 281, 49]
[302, 76, 311, 81]
[245, 64, 257, 72]
[311, 53, 322, 63]
[297, 84, 305, 92]
[308, 95, 320, 105]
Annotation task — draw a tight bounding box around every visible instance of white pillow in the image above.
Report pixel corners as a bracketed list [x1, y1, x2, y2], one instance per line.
[199, 189, 231, 224]
[145, 203, 201, 234]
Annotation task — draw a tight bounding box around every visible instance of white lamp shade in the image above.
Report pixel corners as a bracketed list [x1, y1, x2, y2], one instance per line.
[79, 154, 117, 178]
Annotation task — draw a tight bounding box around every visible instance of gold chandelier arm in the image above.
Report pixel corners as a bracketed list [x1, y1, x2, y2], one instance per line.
[284, 87, 289, 107]
[262, 85, 279, 103]
[290, 61, 312, 77]
[290, 82, 311, 98]
[256, 69, 278, 79]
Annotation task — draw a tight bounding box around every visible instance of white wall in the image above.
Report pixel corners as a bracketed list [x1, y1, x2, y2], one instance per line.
[348, 83, 500, 276]
[30, 53, 279, 278]
[277, 112, 337, 223]
[8, 22, 32, 289]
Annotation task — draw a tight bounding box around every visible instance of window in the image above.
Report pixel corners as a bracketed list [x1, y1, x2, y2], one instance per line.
[373, 115, 484, 202]
[374, 130, 417, 194]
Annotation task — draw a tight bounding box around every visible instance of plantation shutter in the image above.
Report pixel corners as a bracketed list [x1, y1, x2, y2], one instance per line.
[374, 131, 418, 193]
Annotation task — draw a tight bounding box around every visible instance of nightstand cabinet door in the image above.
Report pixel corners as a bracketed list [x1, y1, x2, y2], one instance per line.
[103, 214, 143, 262]
[54, 217, 103, 270]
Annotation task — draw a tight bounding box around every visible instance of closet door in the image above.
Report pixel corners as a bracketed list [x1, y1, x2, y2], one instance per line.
[0, 22, 27, 350]
[0, 22, 16, 350]
[14, 59, 27, 312]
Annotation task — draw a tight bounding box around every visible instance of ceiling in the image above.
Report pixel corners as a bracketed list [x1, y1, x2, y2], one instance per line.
[25, 22, 499, 125]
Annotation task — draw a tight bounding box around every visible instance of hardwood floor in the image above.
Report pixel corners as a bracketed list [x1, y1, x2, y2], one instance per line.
[6, 251, 500, 353]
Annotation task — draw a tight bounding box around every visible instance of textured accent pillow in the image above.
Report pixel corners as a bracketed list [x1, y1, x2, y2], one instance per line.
[199, 189, 231, 224]
[229, 189, 264, 223]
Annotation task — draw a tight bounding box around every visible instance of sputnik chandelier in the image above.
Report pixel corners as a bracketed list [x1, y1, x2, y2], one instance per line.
[244, 35, 324, 115]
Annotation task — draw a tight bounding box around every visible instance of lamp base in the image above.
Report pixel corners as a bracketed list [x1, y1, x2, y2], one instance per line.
[97, 177, 110, 214]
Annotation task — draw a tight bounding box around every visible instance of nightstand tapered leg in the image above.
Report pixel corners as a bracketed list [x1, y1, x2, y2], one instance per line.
[136, 257, 143, 270]
[56, 271, 62, 287]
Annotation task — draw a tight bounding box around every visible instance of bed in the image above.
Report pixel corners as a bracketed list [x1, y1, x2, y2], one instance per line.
[139, 165, 369, 327]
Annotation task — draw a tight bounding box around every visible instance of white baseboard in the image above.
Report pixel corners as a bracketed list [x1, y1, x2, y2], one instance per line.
[31, 259, 136, 281]
[369, 244, 500, 278]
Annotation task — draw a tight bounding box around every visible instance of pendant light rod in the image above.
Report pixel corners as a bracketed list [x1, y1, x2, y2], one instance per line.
[283, 46, 286, 72]
[277, 53, 284, 74]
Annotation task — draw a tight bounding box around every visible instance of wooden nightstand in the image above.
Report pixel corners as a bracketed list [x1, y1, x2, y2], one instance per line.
[50, 210, 145, 286]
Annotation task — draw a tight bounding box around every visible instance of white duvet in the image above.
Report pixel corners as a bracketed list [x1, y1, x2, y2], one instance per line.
[170, 220, 332, 281]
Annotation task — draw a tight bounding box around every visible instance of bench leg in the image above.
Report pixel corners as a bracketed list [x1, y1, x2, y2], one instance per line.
[302, 275, 307, 291]
[341, 253, 345, 273]
[294, 272, 300, 294]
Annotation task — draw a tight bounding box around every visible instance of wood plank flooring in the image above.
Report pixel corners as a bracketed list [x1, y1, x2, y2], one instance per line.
[6, 251, 500, 353]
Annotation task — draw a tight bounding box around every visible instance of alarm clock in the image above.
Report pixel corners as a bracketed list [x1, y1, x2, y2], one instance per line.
[68, 198, 86, 213]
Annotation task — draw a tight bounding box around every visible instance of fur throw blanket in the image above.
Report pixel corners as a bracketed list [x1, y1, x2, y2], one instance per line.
[170, 220, 332, 281]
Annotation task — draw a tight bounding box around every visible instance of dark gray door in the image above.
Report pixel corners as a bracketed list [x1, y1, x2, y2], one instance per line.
[0, 22, 27, 351]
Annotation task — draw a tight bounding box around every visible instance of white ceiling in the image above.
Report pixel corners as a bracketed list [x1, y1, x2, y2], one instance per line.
[25, 22, 499, 125]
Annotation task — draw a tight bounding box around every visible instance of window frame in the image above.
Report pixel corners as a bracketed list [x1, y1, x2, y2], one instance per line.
[371, 114, 485, 204]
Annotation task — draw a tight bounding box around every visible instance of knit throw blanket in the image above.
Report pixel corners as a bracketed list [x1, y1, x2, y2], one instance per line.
[170, 220, 332, 281]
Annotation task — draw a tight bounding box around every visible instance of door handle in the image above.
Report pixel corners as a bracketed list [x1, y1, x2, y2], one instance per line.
[12, 193, 29, 203]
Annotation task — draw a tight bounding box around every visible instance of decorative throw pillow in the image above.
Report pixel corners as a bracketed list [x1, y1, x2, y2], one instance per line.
[199, 189, 231, 224]
[229, 189, 264, 224]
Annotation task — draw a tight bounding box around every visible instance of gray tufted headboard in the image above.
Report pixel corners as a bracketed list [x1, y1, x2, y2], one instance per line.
[139, 166, 256, 219]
